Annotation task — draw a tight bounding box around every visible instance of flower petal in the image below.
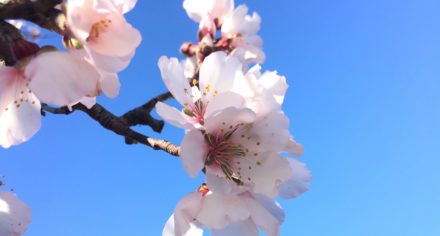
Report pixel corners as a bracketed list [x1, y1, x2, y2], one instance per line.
[285, 138, 304, 157]
[26, 51, 100, 106]
[204, 91, 246, 118]
[199, 51, 244, 102]
[211, 219, 258, 236]
[88, 13, 141, 57]
[163, 214, 203, 236]
[164, 192, 204, 236]
[158, 56, 193, 106]
[156, 102, 194, 129]
[278, 159, 312, 199]
[235, 153, 292, 198]
[0, 191, 32, 235]
[254, 194, 285, 224]
[222, 5, 261, 36]
[68, 96, 97, 111]
[111, 0, 137, 13]
[183, 0, 234, 23]
[258, 70, 288, 105]
[99, 72, 120, 98]
[180, 129, 208, 177]
[204, 106, 256, 134]
[197, 192, 250, 229]
[245, 196, 281, 236]
[0, 95, 41, 148]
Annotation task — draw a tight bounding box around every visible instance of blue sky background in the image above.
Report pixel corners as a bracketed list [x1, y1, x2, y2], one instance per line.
[1, 0, 440, 235]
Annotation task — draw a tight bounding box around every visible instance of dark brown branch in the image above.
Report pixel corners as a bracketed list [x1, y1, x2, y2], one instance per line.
[120, 91, 173, 132]
[41, 101, 180, 157]
[0, 0, 66, 34]
[0, 20, 21, 65]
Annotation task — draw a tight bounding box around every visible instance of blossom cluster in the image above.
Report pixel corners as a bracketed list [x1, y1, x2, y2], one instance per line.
[158, 0, 312, 235]
[0, 0, 311, 235]
[0, 0, 141, 148]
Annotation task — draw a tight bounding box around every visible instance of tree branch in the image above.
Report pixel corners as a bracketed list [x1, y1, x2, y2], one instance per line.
[120, 91, 173, 132]
[0, 0, 66, 34]
[41, 101, 180, 157]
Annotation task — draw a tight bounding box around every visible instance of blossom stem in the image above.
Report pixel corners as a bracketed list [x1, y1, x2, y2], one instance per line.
[41, 92, 180, 157]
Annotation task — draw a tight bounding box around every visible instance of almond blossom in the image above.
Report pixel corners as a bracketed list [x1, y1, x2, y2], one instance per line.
[163, 175, 284, 236]
[181, 106, 294, 197]
[221, 5, 265, 63]
[155, 51, 307, 196]
[0, 50, 100, 148]
[183, 0, 264, 63]
[0, 191, 32, 236]
[156, 52, 282, 130]
[156, 51, 246, 129]
[66, 0, 142, 97]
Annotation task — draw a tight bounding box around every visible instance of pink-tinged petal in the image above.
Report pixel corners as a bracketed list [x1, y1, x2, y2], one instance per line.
[163, 214, 203, 236]
[181, 57, 197, 79]
[111, 0, 137, 13]
[183, 0, 234, 23]
[156, 102, 194, 129]
[182, 0, 207, 22]
[199, 15, 216, 34]
[253, 194, 285, 224]
[99, 72, 120, 98]
[257, 70, 288, 105]
[204, 106, 256, 134]
[278, 159, 312, 199]
[26, 51, 100, 106]
[285, 138, 304, 157]
[180, 129, 208, 177]
[67, 0, 105, 42]
[222, 5, 260, 36]
[205, 172, 248, 196]
[236, 153, 292, 198]
[165, 192, 204, 236]
[0, 191, 32, 235]
[211, 219, 258, 236]
[229, 34, 265, 64]
[197, 192, 250, 229]
[232, 112, 290, 155]
[87, 13, 141, 57]
[0, 67, 21, 111]
[84, 47, 134, 73]
[158, 57, 193, 106]
[245, 196, 281, 236]
[68, 97, 97, 111]
[68, 0, 141, 57]
[199, 52, 244, 101]
[0, 95, 41, 149]
[204, 91, 246, 118]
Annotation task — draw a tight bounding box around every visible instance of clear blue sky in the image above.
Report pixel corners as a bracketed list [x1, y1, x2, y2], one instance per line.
[1, 0, 439, 235]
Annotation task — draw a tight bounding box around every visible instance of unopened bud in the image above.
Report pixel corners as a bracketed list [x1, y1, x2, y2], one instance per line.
[180, 42, 196, 57]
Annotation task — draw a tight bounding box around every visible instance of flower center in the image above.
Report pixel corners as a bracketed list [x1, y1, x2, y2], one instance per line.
[204, 126, 246, 185]
[183, 99, 207, 125]
[87, 19, 112, 42]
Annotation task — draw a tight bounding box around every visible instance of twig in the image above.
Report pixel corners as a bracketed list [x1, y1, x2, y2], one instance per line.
[41, 101, 180, 157]
[0, 0, 66, 34]
[120, 91, 173, 132]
